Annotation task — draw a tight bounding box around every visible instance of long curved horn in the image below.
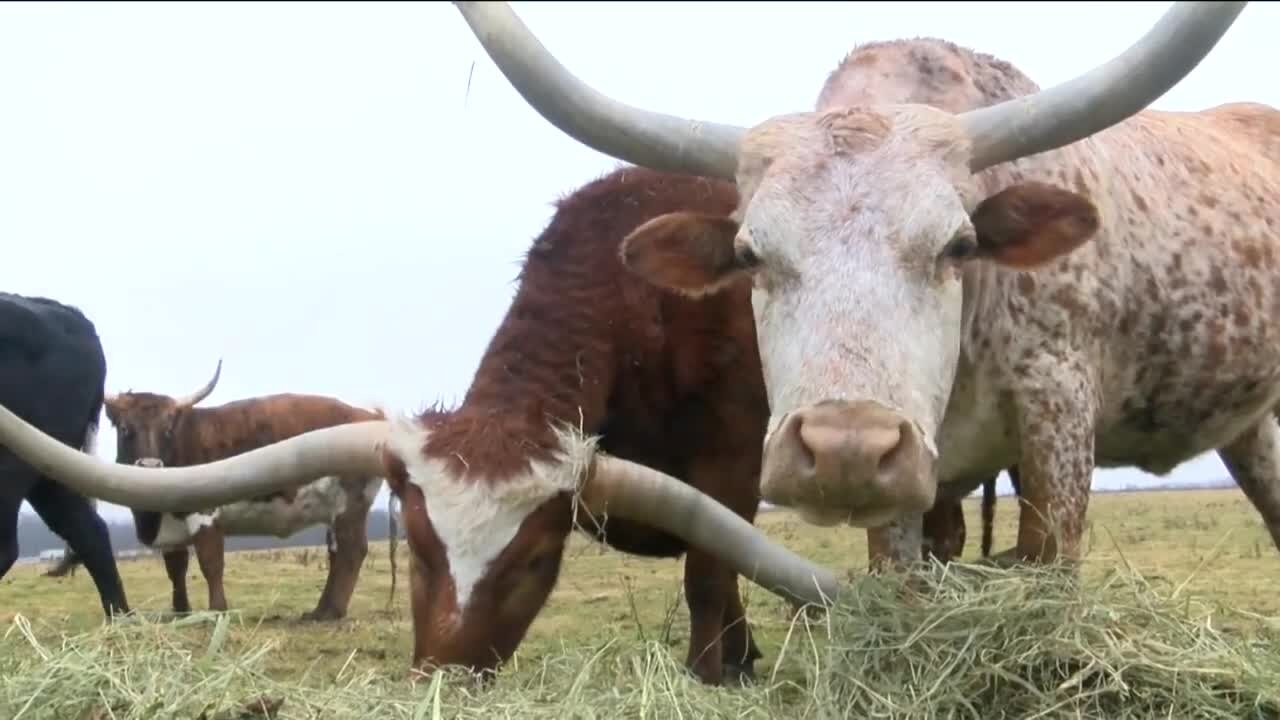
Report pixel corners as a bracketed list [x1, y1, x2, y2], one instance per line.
[453, 2, 744, 180]
[0, 402, 388, 512]
[961, 1, 1247, 172]
[581, 455, 843, 608]
[174, 358, 223, 408]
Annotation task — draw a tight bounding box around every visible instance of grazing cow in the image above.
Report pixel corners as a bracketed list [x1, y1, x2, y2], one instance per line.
[101, 361, 386, 621]
[0, 0, 1263, 679]
[0, 291, 129, 617]
[0, 166, 1005, 684]
[451, 2, 1280, 571]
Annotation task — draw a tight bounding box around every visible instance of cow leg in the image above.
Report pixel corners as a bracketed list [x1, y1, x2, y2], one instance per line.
[163, 547, 193, 613]
[25, 476, 130, 618]
[1013, 384, 1095, 564]
[867, 513, 926, 573]
[191, 525, 228, 612]
[44, 546, 82, 578]
[682, 548, 731, 685]
[305, 529, 340, 619]
[0, 477, 27, 579]
[720, 584, 763, 685]
[303, 481, 371, 621]
[921, 497, 967, 563]
[682, 452, 763, 687]
[1217, 416, 1280, 552]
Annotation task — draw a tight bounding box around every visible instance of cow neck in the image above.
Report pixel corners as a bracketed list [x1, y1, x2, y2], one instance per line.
[422, 239, 620, 482]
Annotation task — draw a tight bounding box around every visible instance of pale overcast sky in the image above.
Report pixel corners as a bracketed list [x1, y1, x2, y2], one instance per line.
[3, 2, 1276, 523]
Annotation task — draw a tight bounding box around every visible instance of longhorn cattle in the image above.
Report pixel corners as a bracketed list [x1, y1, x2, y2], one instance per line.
[0, 0, 1265, 684]
[451, 2, 1280, 570]
[0, 291, 129, 618]
[0, 166, 1002, 683]
[100, 361, 386, 621]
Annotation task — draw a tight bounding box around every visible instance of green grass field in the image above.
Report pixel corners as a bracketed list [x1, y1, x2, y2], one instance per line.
[2, 488, 1277, 718]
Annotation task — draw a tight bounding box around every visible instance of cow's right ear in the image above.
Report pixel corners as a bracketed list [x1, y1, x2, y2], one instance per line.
[620, 212, 745, 298]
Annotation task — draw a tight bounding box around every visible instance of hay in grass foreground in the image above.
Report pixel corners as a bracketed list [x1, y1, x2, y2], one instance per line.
[2, 561, 1277, 720]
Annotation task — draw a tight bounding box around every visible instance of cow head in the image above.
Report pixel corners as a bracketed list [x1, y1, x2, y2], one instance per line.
[377, 418, 589, 680]
[100, 360, 222, 544]
[620, 115, 1100, 528]
[453, 0, 1245, 528]
[102, 359, 222, 469]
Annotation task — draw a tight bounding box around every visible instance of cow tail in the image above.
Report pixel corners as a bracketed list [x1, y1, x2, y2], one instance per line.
[386, 493, 399, 612]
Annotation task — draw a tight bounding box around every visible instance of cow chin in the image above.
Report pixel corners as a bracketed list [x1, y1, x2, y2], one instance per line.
[795, 503, 905, 530]
[757, 399, 938, 528]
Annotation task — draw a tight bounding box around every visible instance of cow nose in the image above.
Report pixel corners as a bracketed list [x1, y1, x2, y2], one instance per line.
[759, 400, 937, 528]
[134, 458, 163, 469]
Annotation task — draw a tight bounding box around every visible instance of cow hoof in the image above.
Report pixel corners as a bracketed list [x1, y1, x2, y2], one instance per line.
[982, 547, 1021, 569]
[722, 662, 757, 688]
[300, 607, 344, 622]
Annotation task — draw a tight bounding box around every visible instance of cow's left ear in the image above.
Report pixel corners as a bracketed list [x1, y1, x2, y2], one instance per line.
[970, 181, 1100, 269]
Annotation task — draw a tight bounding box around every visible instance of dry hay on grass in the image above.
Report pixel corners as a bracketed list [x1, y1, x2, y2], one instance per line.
[2, 561, 1277, 720]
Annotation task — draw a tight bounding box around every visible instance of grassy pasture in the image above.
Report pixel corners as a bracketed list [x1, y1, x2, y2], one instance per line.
[1, 488, 1278, 719]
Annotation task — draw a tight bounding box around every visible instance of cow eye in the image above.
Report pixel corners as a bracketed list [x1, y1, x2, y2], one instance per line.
[941, 231, 979, 261]
[733, 240, 761, 269]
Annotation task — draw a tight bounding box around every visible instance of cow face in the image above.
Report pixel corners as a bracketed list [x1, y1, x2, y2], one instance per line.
[380, 422, 586, 680]
[102, 360, 221, 470]
[622, 106, 1098, 528]
[103, 393, 189, 469]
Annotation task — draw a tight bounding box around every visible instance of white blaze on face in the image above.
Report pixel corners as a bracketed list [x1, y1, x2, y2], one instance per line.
[740, 115, 974, 445]
[385, 420, 594, 617]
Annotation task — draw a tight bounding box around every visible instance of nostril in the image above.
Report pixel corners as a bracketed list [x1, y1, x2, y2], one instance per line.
[789, 415, 817, 474]
[876, 421, 911, 475]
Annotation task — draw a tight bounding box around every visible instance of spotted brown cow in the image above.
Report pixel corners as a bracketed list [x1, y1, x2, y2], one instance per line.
[101, 361, 386, 621]
[451, 2, 1279, 571]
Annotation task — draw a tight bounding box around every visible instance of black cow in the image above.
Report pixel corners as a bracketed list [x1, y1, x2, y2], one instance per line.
[0, 291, 129, 617]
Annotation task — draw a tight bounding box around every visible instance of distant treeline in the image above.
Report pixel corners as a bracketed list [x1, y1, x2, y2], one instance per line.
[17, 510, 398, 560]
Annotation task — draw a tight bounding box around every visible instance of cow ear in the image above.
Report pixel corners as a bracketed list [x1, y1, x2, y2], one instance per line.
[970, 181, 1100, 269]
[620, 212, 746, 298]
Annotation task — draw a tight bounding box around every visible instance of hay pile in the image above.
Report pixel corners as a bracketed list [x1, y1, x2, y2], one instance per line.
[3, 563, 1276, 720]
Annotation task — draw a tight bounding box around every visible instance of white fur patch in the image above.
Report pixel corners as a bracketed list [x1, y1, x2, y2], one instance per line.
[152, 511, 219, 550]
[384, 417, 597, 617]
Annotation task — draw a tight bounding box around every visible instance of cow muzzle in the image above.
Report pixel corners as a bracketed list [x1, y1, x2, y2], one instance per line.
[759, 399, 937, 528]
